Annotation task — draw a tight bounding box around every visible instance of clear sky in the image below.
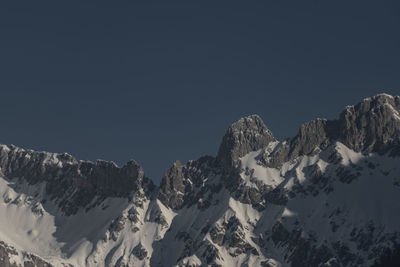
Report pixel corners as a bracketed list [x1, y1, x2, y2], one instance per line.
[0, 1, 399, 182]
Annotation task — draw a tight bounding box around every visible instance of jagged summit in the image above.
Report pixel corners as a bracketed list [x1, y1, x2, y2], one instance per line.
[216, 94, 400, 171]
[339, 93, 400, 153]
[217, 114, 276, 170]
[257, 93, 400, 168]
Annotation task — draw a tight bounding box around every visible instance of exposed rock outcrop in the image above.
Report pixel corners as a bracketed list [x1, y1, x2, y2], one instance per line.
[217, 114, 276, 170]
[261, 94, 400, 168]
[132, 243, 148, 260]
[158, 156, 219, 210]
[0, 241, 57, 267]
[158, 161, 185, 210]
[338, 94, 400, 153]
[0, 145, 154, 215]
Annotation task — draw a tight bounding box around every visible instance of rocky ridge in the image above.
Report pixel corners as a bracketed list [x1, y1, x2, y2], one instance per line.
[0, 93, 400, 267]
[0, 145, 154, 215]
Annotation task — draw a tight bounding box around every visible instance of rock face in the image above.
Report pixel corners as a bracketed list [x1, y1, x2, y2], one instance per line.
[132, 243, 148, 260]
[338, 94, 400, 153]
[217, 114, 276, 170]
[0, 146, 154, 215]
[1, 93, 400, 267]
[158, 161, 186, 210]
[158, 156, 218, 210]
[213, 115, 277, 204]
[260, 118, 338, 168]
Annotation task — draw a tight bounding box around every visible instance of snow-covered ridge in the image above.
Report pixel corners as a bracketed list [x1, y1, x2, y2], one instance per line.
[1, 93, 400, 266]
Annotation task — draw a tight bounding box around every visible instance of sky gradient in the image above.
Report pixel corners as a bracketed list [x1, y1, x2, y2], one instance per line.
[0, 1, 399, 181]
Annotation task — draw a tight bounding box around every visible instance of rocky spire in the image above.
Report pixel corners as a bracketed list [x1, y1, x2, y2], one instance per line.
[216, 115, 276, 170]
[158, 161, 185, 209]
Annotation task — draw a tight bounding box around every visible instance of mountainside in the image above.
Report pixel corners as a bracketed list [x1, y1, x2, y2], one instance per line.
[1, 93, 400, 267]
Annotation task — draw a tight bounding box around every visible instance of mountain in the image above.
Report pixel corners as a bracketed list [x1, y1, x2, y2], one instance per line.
[0, 93, 400, 267]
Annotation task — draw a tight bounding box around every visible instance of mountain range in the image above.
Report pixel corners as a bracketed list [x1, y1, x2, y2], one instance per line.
[1, 93, 400, 267]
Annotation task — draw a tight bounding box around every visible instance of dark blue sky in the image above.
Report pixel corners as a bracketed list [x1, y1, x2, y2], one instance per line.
[0, 1, 399, 181]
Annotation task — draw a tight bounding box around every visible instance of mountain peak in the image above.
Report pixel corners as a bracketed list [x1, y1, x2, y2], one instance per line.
[364, 92, 397, 102]
[217, 114, 276, 170]
[230, 114, 267, 130]
[259, 94, 400, 169]
[338, 93, 400, 153]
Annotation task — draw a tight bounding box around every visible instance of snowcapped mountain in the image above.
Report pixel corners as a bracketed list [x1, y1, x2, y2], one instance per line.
[1, 93, 400, 267]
